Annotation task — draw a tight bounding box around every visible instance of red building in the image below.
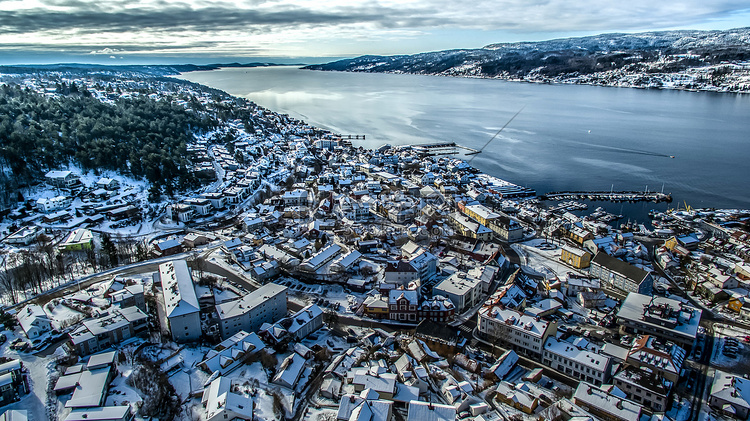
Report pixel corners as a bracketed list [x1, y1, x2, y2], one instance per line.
[418, 295, 456, 323]
[388, 289, 419, 322]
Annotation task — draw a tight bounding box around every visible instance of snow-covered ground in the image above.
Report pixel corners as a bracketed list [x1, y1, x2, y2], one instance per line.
[710, 323, 750, 373]
[277, 276, 366, 315]
[513, 239, 587, 280]
[0, 328, 58, 421]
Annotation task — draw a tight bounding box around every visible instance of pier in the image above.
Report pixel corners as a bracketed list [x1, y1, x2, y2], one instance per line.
[339, 134, 366, 140]
[539, 190, 673, 203]
[412, 142, 480, 156]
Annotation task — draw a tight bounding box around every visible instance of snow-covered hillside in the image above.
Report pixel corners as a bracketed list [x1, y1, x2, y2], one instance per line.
[304, 27, 750, 93]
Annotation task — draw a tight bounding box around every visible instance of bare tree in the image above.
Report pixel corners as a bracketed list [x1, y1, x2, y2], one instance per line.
[0, 254, 17, 305]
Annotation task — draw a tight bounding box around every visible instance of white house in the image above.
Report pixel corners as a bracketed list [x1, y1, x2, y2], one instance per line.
[287, 304, 323, 340]
[408, 250, 438, 282]
[45, 170, 81, 188]
[17, 304, 52, 339]
[478, 306, 558, 358]
[709, 370, 750, 419]
[542, 336, 612, 386]
[202, 376, 254, 421]
[95, 178, 120, 190]
[36, 196, 72, 213]
[272, 353, 307, 389]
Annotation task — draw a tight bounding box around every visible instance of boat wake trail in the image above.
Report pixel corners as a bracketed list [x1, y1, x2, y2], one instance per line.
[594, 144, 673, 158]
[572, 139, 673, 158]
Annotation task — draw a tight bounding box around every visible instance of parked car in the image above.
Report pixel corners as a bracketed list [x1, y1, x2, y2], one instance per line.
[0, 333, 6, 345]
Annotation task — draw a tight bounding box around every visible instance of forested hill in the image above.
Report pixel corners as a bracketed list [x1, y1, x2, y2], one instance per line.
[0, 82, 215, 197]
[303, 27, 750, 92]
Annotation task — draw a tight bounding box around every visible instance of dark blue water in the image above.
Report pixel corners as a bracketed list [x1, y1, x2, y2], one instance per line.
[179, 67, 750, 223]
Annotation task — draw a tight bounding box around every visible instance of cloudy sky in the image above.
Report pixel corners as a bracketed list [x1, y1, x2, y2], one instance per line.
[1, 0, 749, 64]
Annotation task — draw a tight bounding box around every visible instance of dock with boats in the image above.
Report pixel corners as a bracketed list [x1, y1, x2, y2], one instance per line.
[539, 190, 672, 203]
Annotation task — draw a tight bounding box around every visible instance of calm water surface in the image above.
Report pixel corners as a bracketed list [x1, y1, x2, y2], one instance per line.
[179, 67, 750, 222]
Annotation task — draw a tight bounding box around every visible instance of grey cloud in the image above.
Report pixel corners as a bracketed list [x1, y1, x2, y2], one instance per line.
[0, 5, 414, 34]
[0, 40, 242, 54]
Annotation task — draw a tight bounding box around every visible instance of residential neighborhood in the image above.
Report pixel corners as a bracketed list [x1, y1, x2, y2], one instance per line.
[0, 70, 749, 421]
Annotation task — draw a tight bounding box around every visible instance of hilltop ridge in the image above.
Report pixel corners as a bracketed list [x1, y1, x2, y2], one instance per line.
[304, 27, 750, 92]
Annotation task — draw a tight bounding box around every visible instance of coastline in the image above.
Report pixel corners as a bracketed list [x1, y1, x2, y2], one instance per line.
[302, 67, 750, 95]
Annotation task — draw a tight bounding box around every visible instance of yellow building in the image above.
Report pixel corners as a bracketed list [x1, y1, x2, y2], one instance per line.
[566, 225, 594, 245]
[561, 246, 592, 269]
[462, 203, 500, 227]
[363, 296, 389, 319]
[727, 296, 745, 314]
[496, 382, 538, 414]
[664, 236, 679, 251]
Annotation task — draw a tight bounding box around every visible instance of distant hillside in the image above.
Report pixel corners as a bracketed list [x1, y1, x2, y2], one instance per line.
[0, 62, 300, 77]
[304, 28, 750, 92]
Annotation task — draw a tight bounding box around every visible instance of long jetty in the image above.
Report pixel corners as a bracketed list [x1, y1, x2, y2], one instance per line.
[412, 142, 480, 156]
[540, 191, 673, 203]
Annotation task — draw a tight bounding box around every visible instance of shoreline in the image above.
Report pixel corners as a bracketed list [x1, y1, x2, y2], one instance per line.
[302, 67, 750, 95]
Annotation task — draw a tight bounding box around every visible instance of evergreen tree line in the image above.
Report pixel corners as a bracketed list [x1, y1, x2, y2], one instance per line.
[0, 83, 216, 198]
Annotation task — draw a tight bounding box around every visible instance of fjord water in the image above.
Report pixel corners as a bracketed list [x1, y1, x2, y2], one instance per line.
[180, 66, 750, 221]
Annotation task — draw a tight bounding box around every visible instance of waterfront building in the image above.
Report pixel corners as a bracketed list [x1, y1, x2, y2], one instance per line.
[560, 246, 592, 269]
[590, 252, 653, 295]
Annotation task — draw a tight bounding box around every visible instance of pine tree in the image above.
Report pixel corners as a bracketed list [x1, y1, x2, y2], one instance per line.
[101, 233, 118, 267]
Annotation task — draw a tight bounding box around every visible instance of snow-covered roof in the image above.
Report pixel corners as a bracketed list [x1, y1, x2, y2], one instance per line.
[333, 250, 362, 270]
[406, 400, 456, 421]
[300, 243, 342, 272]
[65, 367, 111, 408]
[490, 349, 519, 380]
[478, 306, 553, 339]
[351, 371, 397, 395]
[87, 351, 116, 370]
[616, 293, 701, 341]
[17, 304, 51, 336]
[155, 238, 181, 251]
[711, 370, 750, 411]
[338, 393, 392, 421]
[626, 335, 685, 376]
[0, 360, 21, 376]
[388, 289, 419, 306]
[464, 203, 500, 221]
[288, 304, 323, 336]
[45, 170, 73, 179]
[198, 330, 266, 373]
[573, 382, 641, 421]
[434, 272, 482, 296]
[65, 406, 131, 421]
[202, 376, 254, 421]
[0, 410, 28, 421]
[392, 383, 420, 404]
[216, 283, 287, 321]
[160, 260, 199, 318]
[545, 337, 610, 371]
[272, 353, 307, 389]
[61, 229, 93, 247]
